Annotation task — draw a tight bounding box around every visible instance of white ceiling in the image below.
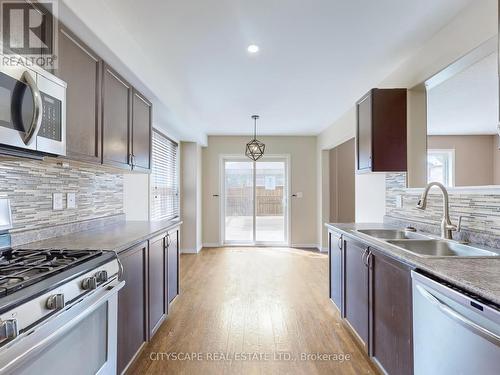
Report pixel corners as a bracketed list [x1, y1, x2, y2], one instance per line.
[61, 0, 473, 143]
[428, 52, 498, 135]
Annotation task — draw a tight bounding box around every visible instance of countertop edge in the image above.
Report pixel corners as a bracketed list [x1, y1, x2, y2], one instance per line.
[325, 223, 500, 306]
[114, 221, 183, 253]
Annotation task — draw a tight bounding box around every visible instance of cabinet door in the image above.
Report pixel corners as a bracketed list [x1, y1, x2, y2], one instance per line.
[102, 64, 131, 169]
[117, 242, 148, 374]
[167, 229, 179, 304]
[329, 230, 343, 315]
[356, 92, 372, 171]
[57, 26, 101, 162]
[131, 90, 152, 171]
[344, 237, 369, 351]
[148, 234, 167, 338]
[370, 249, 413, 375]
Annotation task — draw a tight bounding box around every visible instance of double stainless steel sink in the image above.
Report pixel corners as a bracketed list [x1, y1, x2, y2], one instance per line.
[356, 229, 499, 258]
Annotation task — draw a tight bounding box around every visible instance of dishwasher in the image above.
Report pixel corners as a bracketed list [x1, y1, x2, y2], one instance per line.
[412, 271, 500, 375]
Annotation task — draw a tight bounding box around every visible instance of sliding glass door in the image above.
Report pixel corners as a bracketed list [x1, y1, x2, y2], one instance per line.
[223, 157, 288, 245]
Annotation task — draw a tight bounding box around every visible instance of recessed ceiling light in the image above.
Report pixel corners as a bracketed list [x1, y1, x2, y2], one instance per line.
[247, 44, 259, 54]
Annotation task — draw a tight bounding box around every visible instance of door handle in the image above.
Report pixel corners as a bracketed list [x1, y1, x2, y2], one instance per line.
[415, 284, 500, 346]
[21, 71, 43, 146]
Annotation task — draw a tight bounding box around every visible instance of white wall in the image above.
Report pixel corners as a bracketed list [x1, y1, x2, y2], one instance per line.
[180, 142, 203, 253]
[316, 0, 497, 247]
[202, 136, 317, 247]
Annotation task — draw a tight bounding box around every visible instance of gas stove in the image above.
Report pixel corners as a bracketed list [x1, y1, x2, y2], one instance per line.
[0, 248, 105, 297]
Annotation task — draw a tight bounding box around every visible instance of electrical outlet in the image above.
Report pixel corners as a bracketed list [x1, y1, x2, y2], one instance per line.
[53, 193, 63, 210]
[396, 194, 403, 208]
[67, 192, 76, 209]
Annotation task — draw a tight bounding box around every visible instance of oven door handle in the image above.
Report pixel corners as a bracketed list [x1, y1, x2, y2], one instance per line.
[20, 70, 43, 146]
[0, 280, 125, 374]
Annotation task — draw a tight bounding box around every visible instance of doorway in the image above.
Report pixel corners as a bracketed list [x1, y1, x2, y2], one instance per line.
[222, 156, 289, 245]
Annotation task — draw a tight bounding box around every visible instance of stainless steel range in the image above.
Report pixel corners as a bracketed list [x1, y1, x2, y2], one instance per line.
[0, 201, 124, 375]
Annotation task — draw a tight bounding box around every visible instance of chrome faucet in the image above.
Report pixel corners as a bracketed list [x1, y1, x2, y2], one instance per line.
[416, 182, 458, 240]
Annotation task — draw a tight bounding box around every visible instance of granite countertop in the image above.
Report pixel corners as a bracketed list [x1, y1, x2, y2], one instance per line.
[325, 222, 500, 305]
[18, 219, 182, 253]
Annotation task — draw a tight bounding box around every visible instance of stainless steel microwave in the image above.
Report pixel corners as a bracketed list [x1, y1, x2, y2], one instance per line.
[0, 59, 66, 156]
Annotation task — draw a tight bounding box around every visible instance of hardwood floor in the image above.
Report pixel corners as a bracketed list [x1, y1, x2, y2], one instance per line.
[128, 247, 375, 375]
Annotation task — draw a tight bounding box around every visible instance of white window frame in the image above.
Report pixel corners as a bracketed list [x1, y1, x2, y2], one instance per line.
[427, 149, 455, 187]
[150, 129, 180, 221]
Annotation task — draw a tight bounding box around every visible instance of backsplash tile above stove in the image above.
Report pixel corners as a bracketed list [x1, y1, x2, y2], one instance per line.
[0, 157, 124, 234]
[386, 172, 500, 245]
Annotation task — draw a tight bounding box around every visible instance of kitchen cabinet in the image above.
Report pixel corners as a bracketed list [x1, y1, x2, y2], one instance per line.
[56, 25, 102, 163]
[167, 229, 179, 304]
[131, 90, 152, 171]
[343, 237, 369, 352]
[117, 242, 148, 375]
[369, 248, 413, 375]
[328, 230, 343, 315]
[356, 88, 407, 172]
[148, 233, 167, 338]
[102, 63, 132, 170]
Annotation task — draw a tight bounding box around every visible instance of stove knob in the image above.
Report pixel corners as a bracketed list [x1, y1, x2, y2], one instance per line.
[0, 319, 18, 341]
[95, 270, 108, 283]
[81, 276, 97, 290]
[46, 293, 65, 310]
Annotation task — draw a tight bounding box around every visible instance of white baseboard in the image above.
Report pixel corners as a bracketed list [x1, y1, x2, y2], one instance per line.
[202, 242, 222, 248]
[181, 244, 203, 254]
[290, 243, 320, 249]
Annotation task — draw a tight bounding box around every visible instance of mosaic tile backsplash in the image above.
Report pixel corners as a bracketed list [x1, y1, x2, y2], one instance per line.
[0, 157, 123, 234]
[386, 173, 500, 246]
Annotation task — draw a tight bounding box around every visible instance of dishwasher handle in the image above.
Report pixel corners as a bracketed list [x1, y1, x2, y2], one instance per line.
[415, 284, 500, 347]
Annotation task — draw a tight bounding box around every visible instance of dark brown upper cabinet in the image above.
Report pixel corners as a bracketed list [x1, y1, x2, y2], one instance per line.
[131, 90, 152, 172]
[356, 88, 407, 173]
[56, 25, 102, 163]
[102, 64, 132, 170]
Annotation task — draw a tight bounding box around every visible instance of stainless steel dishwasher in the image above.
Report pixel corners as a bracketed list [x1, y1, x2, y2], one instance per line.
[412, 271, 500, 375]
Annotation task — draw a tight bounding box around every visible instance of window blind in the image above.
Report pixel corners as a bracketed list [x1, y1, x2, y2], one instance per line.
[151, 130, 179, 221]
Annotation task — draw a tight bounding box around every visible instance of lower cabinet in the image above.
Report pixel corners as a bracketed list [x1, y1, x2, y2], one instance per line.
[117, 225, 181, 374]
[117, 242, 148, 375]
[328, 230, 343, 315]
[344, 237, 370, 352]
[167, 229, 179, 304]
[148, 234, 167, 338]
[338, 232, 414, 375]
[370, 249, 413, 375]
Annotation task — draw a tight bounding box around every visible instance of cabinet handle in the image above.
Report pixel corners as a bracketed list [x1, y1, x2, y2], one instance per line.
[166, 234, 171, 247]
[367, 250, 373, 268]
[337, 237, 342, 250]
[362, 248, 369, 267]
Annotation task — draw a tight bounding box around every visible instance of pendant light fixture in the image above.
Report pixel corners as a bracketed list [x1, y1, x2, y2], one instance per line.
[245, 115, 265, 161]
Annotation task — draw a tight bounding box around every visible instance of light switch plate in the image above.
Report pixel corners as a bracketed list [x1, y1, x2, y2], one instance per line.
[53, 193, 63, 210]
[67, 192, 76, 209]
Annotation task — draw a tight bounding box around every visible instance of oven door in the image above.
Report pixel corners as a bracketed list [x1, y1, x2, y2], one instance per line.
[0, 65, 42, 150]
[0, 280, 125, 375]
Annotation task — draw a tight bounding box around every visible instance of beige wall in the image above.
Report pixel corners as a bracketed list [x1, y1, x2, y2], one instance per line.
[180, 142, 203, 253]
[202, 136, 317, 247]
[428, 135, 496, 186]
[316, 0, 497, 247]
[329, 138, 355, 222]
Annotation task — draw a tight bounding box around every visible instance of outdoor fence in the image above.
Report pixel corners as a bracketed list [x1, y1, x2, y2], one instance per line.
[226, 186, 284, 216]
